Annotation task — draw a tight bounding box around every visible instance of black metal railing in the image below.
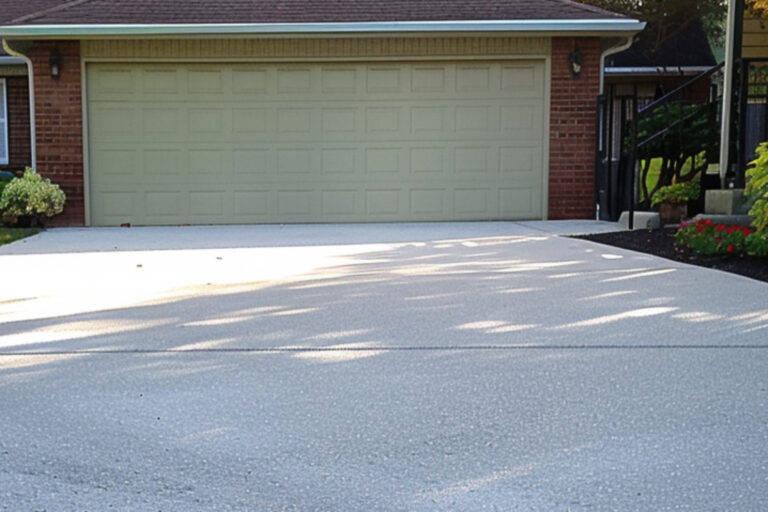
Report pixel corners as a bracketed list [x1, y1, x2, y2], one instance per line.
[597, 63, 724, 224]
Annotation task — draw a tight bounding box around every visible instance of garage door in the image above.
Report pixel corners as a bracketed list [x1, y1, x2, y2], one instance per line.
[86, 61, 546, 225]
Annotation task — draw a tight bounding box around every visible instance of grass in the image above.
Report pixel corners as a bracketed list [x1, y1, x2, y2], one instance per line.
[0, 227, 41, 246]
[638, 152, 708, 202]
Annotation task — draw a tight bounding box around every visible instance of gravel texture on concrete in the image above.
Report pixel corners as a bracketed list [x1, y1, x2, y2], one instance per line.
[1, 222, 766, 511]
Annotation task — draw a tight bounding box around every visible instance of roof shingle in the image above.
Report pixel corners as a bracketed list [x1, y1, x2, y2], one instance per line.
[4, 0, 627, 26]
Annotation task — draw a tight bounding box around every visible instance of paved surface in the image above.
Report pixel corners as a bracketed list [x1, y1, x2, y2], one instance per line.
[1, 221, 767, 511]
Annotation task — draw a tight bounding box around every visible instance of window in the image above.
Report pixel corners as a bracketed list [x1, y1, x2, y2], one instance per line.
[0, 79, 7, 165]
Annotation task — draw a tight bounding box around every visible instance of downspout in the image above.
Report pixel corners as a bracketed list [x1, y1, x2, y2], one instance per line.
[599, 36, 634, 94]
[719, 0, 740, 188]
[596, 36, 634, 222]
[1, 39, 36, 169]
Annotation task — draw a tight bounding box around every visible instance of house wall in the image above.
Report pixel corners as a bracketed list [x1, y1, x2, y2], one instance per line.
[743, 13, 768, 58]
[26, 35, 602, 226]
[549, 37, 601, 219]
[28, 40, 84, 226]
[0, 76, 31, 172]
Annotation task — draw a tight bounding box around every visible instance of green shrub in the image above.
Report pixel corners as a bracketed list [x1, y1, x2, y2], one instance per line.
[746, 232, 768, 257]
[0, 169, 66, 222]
[746, 142, 768, 233]
[650, 180, 701, 206]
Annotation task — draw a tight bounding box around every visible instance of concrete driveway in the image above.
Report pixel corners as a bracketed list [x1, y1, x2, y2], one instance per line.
[1, 221, 767, 511]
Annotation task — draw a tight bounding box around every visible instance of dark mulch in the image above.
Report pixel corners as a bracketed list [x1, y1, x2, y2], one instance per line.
[574, 228, 768, 284]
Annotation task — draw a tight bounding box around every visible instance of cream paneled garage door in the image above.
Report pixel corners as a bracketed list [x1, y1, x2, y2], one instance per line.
[87, 61, 546, 225]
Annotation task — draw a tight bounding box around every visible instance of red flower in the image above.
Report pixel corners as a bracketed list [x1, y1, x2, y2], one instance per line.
[743, 228, 753, 237]
[727, 244, 735, 253]
[727, 226, 738, 234]
[704, 219, 714, 226]
[716, 224, 726, 232]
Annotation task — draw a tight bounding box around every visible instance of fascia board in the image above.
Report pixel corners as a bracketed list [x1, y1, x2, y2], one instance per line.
[0, 19, 646, 38]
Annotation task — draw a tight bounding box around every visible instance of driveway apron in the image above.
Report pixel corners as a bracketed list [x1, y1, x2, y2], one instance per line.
[1, 222, 767, 511]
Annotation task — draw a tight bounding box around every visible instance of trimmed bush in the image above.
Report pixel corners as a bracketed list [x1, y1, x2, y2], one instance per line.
[0, 169, 66, 226]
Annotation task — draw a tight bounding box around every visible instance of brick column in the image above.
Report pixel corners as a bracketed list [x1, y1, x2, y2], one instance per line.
[29, 40, 84, 226]
[549, 37, 601, 219]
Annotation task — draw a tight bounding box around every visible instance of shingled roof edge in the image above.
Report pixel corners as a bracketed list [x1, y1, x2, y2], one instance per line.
[0, 19, 645, 37]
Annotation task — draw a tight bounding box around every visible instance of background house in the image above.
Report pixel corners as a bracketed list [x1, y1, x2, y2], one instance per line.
[0, 0, 643, 226]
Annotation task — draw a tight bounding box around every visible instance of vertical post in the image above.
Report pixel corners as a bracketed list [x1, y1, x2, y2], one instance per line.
[738, 59, 750, 188]
[720, 0, 744, 188]
[595, 93, 604, 220]
[630, 87, 638, 230]
[606, 86, 616, 219]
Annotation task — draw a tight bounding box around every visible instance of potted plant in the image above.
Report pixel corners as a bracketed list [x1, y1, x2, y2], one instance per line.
[651, 180, 700, 225]
[0, 168, 66, 227]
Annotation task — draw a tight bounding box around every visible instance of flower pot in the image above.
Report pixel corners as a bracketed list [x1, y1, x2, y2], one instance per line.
[658, 201, 687, 225]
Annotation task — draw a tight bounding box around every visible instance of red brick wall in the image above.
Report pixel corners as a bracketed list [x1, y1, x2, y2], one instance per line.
[1, 76, 32, 172]
[29, 40, 84, 226]
[549, 37, 601, 219]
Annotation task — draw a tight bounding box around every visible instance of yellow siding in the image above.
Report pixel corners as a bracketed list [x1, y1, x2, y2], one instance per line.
[82, 37, 551, 60]
[743, 15, 768, 59]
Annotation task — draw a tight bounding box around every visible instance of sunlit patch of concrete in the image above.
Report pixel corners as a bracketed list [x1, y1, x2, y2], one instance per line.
[554, 307, 678, 329]
[580, 290, 637, 300]
[487, 324, 539, 334]
[497, 287, 542, 294]
[303, 329, 373, 341]
[498, 260, 583, 273]
[404, 292, 464, 301]
[454, 321, 538, 334]
[182, 316, 253, 327]
[292, 342, 387, 363]
[0, 353, 85, 370]
[670, 311, 725, 323]
[602, 268, 677, 282]
[455, 320, 507, 330]
[420, 464, 539, 500]
[171, 338, 238, 351]
[266, 307, 319, 317]
[0, 319, 169, 350]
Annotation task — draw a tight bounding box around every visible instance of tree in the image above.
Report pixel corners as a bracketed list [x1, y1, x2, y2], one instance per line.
[579, 0, 727, 51]
[747, 0, 768, 16]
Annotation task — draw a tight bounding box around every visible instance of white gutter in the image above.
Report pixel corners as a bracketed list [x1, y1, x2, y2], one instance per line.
[1, 40, 35, 169]
[0, 19, 646, 37]
[605, 66, 714, 76]
[599, 36, 635, 95]
[0, 56, 25, 65]
[719, 0, 739, 187]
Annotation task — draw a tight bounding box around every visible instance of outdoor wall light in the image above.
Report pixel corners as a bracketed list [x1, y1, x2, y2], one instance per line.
[49, 49, 62, 80]
[569, 47, 582, 77]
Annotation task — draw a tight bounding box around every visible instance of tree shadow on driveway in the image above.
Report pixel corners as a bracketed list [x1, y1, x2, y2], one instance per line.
[1, 232, 768, 511]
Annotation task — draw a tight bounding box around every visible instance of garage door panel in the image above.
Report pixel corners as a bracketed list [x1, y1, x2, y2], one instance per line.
[500, 187, 540, 216]
[88, 61, 546, 225]
[455, 188, 492, 216]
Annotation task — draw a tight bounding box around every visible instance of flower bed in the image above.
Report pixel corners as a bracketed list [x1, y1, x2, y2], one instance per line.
[574, 227, 768, 284]
[675, 219, 768, 257]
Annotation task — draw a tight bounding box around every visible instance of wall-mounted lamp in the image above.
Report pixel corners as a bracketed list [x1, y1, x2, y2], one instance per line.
[49, 49, 62, 80]
[569, 47, 582, 77]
